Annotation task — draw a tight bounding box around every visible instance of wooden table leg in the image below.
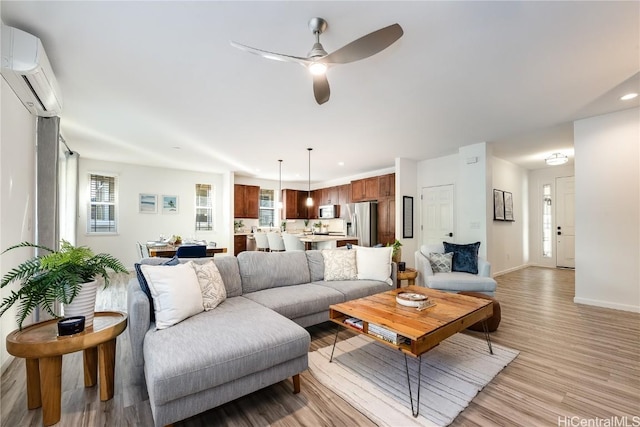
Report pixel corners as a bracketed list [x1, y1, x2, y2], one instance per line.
[25, 358, 42, 409]
[83, 346, 98, 387]
[98, 339, 117, 401]
[408, 278, 415, 286]
[39, 355, 62, 426]
[292, 374, 300, 394]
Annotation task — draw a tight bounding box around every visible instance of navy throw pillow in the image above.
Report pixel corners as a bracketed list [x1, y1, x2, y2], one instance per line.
[134, 255, 180, 321]
[443, 242, 481, 274]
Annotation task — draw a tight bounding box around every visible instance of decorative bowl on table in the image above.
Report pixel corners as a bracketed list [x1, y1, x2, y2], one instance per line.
[396, 292, 428, 307]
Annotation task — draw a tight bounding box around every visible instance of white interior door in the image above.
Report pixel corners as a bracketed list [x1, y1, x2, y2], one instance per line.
[422, 185, 455, 246]
[556, 176, 575, 268]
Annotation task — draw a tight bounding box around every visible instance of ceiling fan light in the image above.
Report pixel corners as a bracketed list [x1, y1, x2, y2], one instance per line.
[545, 153, 569, 166]
[308, 62, 327, 76]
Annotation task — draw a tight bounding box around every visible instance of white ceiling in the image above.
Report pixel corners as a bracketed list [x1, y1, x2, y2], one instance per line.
[2, 1, 638, 184]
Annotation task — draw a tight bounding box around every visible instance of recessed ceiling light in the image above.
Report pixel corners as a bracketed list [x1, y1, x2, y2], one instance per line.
[172, 146, 181, 149]
[338, 162, 344, 166]
[620, 93, 638, 101]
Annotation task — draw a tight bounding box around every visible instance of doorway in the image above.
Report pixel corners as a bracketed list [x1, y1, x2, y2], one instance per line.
[421, 185, 455, 247]
[556, 176, 575, 268]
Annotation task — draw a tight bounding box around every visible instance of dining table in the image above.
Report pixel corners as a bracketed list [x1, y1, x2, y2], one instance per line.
[147, 243, 227, 257]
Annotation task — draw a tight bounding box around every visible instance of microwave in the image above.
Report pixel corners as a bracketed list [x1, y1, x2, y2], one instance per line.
[319, 205, 339, 219]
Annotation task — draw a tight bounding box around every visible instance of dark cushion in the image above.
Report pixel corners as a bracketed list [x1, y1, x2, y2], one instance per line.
[443, 241, 480, 274]
[458, 291, 501, 332]
[134, 255, 179, 320]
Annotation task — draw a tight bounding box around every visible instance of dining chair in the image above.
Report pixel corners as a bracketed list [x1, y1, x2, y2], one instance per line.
[267, 232, 285, 252]
[254, 233, 270, 252]
[282, 233, 305, 251]
[137, 242, 149, 259]
[176, 245, 207, 258]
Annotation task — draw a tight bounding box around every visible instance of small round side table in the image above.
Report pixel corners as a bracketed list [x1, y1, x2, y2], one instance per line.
[396, 267, 418, 289]
[6, 311, 127, 426]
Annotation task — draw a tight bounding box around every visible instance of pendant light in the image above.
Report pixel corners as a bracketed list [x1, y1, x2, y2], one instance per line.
[306, 148, 314, 207]
[277, 159, 283, 209]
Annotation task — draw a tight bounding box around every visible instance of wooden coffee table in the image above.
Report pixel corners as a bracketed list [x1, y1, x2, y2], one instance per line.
[6, 311, 127, 426]
[329, 286, 494, 417]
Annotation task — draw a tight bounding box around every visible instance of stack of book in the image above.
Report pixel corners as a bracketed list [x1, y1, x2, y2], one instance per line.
[368, 323, 408, 345]
[344, 317, 363, 330]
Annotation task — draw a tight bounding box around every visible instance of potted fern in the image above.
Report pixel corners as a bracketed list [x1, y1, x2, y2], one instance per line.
[0, 240, 127, 329]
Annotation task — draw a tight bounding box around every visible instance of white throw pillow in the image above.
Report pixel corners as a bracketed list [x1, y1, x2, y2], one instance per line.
[188, 261, 227, 311]
[322, 249, 357, 281]
[355, 246, 393, 286]
[141, 263, 204, 330]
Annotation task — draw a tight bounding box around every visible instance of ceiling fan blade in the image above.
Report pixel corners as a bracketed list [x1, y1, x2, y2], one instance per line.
[313, 74, 330, 105]
[320, 23, 403, 65]
[230, 41, 311, 65]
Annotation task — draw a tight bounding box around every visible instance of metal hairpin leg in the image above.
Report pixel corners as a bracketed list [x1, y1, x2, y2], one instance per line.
[481, 320, 494, 355]
[404, 354, 422, 417]
[329, 326, 341, 363]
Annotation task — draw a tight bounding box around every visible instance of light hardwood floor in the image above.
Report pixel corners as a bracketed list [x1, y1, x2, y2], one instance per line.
[1, 267, 639, 426]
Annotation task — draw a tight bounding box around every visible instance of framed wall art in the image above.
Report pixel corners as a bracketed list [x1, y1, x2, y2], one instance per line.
[139, 193, 157, 214]
[493, 189, 505, 220]
[403, 196, 414, 238]
[162, 195, 179, 214]
[504, 191, 514, 221]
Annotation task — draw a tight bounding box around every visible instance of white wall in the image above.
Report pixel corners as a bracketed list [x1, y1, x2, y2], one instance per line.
[490, 157, 529, 275]
[574, 107, 639, 312]
[416, 144, 490, 260]
[396, 158, 418, 267]
[0, 79, 37, 372]
[77, 159, 230, 269]
[457, 143, 489, 258]
[527, 163, 575, 268]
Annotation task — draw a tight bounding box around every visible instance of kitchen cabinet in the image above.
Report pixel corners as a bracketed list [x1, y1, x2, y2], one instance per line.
[234, 235, 247, 255]
[234, 184, 259, 218]
[282, 189, 311, 219]
[338, 184, 351, 205]
[337, 238, 359, 248]
[378, 173, 395, 197]
[351, 177, 378, 202]
[377, 197, 396, 246]
[322, 186, 339, 205]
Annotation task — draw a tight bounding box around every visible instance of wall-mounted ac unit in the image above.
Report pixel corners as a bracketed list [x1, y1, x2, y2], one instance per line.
[1, 24, 63, 117]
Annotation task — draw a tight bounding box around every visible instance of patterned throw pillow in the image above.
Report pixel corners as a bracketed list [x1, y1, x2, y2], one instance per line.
[322, 249, 357, 281]
[443, 242, 481, 274]
[188, 261, 227, 311]
[428, 252, 453, 273]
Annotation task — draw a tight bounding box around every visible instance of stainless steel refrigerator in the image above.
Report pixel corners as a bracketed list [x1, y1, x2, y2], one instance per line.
[347, 202, 378, 247]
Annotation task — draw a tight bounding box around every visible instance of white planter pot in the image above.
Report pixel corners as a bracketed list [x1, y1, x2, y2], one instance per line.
[63, 280, 98, 328]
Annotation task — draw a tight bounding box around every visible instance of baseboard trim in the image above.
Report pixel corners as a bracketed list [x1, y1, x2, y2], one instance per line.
[493, 264, 529, 277]
[573, 297, 640, 313]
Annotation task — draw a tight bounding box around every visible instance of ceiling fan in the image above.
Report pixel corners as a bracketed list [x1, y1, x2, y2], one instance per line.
[230, 18, 404, 105]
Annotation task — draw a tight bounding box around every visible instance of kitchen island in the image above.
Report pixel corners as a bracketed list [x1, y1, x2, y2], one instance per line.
[298, 235, 358, 250]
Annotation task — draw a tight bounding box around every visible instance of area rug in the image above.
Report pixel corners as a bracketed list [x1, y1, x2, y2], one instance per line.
[308, 333, 519, 426]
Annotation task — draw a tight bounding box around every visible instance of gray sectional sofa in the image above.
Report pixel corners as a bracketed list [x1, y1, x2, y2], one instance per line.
[127, 250, 396, 427]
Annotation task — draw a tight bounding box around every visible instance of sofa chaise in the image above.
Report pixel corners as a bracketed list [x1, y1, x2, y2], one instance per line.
[127, 249, 396, 426]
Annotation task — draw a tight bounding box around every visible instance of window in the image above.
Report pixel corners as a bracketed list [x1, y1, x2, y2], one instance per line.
[259, 189, 275, 227]
[542, 184, 552, 258]
[195, 184, 213, 231]
[88, 173, 117, 233]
